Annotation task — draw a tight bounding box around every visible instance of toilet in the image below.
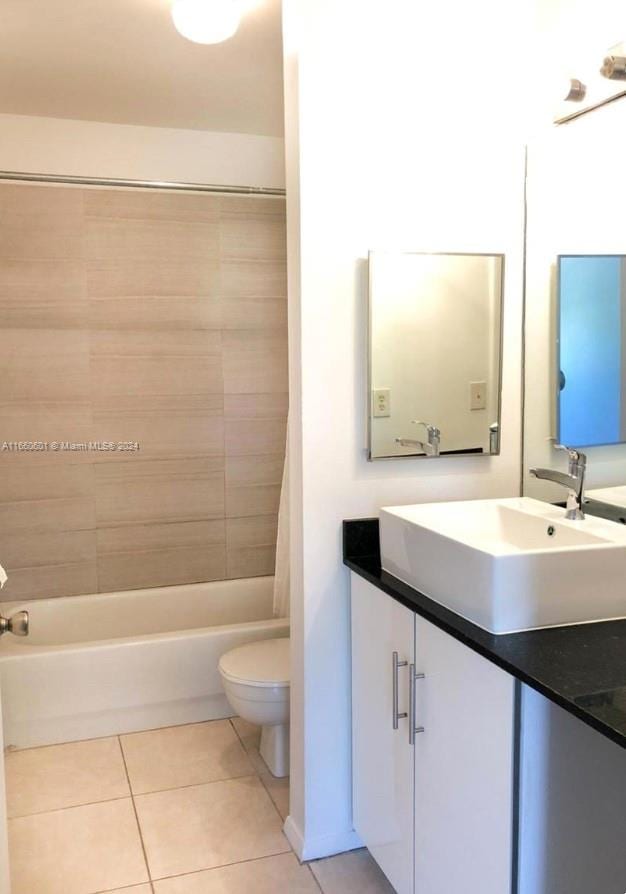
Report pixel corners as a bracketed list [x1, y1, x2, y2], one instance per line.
[219, 637, 290, 778]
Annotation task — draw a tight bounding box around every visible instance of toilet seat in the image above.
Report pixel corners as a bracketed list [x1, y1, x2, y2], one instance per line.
[219, 637, 289, 688]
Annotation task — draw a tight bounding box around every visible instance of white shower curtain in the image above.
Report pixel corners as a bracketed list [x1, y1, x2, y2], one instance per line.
[272, 428, 290, 619]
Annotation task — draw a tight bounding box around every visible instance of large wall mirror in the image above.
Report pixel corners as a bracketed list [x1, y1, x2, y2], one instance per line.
[524, 104, 626, 510]
[558, 255, 626, 449]
[368, 251, 504, 460]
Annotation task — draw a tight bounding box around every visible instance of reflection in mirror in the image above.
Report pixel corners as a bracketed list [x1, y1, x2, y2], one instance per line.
[368, 251, 504, 460]
[522, 115, 626, 513]
[558, 255, 626, 448]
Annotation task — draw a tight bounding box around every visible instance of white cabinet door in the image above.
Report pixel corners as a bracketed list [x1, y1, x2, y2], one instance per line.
[413, 617, 515, 894]
[351, 574, 415, 894]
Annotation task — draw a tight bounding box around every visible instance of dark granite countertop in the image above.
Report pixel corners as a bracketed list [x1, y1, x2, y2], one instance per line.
[343, 518, 626, 751]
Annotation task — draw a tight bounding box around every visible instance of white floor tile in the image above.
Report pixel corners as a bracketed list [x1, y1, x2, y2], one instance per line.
[309, 848, 395, 894]
[6, 737, 129, 818]
[153, 853, 319, 893]
[135, 775, 290, 879]
[9, 798, 149, 894]
[121, 721, 254, 794]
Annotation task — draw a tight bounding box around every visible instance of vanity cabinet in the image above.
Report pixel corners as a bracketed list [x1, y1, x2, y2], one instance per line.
[351, 574, 516, 894]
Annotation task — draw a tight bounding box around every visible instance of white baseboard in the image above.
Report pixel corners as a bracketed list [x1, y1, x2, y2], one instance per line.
[283, 815, 363, 862]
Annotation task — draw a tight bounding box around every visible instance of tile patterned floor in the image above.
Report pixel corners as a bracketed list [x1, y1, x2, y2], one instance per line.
[5, 718, 393, 894]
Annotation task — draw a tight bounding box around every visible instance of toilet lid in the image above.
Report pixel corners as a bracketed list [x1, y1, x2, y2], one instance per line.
[219, 637, 290, 688]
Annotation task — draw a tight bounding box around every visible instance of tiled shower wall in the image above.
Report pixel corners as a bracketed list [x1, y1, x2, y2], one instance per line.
[0, 184, 287, 600]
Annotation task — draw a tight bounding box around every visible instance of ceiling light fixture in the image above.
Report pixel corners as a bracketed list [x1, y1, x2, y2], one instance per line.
[171, 0, 241, 45]
[601, 54, 626, 80]
[564, 78, 587, 102]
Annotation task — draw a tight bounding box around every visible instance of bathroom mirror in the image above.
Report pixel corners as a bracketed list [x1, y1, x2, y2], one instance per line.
[368, 251, 504, 460]
[523, 108, 626, 510]
[557, 255, 626, 449]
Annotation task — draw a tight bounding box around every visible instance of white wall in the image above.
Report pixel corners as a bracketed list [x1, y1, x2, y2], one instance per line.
[283, 0, 527, 860]
[524, 98, 626, 503]
[0, 113, 285, 189]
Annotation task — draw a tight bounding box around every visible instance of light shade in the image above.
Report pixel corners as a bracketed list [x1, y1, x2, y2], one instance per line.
[171, 0, 241, 45]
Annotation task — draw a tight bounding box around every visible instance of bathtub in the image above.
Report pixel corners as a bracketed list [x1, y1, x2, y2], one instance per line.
[0, 576, 289, 749]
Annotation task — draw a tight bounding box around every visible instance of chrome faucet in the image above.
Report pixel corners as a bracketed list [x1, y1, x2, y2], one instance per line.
[395, 421, 441, 457]
[530, 445, 587, 520]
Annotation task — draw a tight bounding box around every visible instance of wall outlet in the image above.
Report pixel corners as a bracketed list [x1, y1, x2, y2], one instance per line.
[372, 388, 391, 417]
[470, 381, 487, 411]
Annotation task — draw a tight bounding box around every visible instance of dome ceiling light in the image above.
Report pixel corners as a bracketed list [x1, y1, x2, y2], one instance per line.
[171, 0, 242, 45]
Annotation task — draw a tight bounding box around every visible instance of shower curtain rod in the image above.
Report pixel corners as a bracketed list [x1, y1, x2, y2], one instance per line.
[0, 170, 286, 197]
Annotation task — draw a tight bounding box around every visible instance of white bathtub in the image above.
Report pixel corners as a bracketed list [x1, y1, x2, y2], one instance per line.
[0, 576, 289, 749]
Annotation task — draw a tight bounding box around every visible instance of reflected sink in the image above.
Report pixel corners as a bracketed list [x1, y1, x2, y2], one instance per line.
[380, 497, 626, 634]
[587, 486, 626, 510]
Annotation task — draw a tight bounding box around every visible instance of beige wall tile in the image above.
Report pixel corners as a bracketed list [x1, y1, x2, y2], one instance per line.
[226, 484, 280, 518]
[90, 295, 221, 331]
[226, 515, 278, 578]
[225, 418, 287, 457]
[220, 214, 286, 261]
[221, 259, 287, 299]
[0, 184, 288, 598]
[97, 519, 226, 592]
[218, 196, 286, 217]
[8, 798, 149, 894]
[0, 462, 93, 503]
[91, 395, 224, 460]
[3, 560, 98, 601]
[90, 330, 222, 398]
[0, 495, 94, 534]
[134, 776, 289, 879]
[0, 330, 89, 402]
[98, 519, 225, 554]
[0, 184, 83, 218]
[121, 720, 254, 794]
[86, 218, 219, 263]
[153, 853, 318, 894]
[85, 189, 220, 223]
[226, 454, 284, 487]
[0, 185, 83, 260]
[0, 401, 93, 466]
[86, 258, 220, 299]
[226, 454, 284, 518]
[226, 545, 276, 579]
[224, 393, 289, 419]
[91, 354, 222, 399]
[221, 298, 287, 331]
[222, 332, 288, 394]
[0, 259, 86, 329]
[95, 457, 224, 526]
[1, 529, 96, 570]
[6, 737, 129, 818]
[97, 543, 226, 592]
[90, 330, 221, 356]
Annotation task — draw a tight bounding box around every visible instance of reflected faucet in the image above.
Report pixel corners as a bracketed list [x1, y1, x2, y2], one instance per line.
[530, 445, 587, 520]
[395, 421, 441, 457]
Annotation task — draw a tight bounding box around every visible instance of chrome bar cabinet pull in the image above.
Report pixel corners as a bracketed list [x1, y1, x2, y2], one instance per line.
[392, 651, 408, 729]
[408, 663, 425, 744]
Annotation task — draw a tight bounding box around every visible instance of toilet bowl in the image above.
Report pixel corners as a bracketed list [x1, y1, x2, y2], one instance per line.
[219, 637, 290, 778]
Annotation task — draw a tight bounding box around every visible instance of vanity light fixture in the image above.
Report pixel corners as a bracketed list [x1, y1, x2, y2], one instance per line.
[600, 55, 626, 80]
[171, 0, 241, 45]
[564, 78, 587, 102]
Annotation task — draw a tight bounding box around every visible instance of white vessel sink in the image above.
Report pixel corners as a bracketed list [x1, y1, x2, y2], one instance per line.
[380, 497, 626, 634]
